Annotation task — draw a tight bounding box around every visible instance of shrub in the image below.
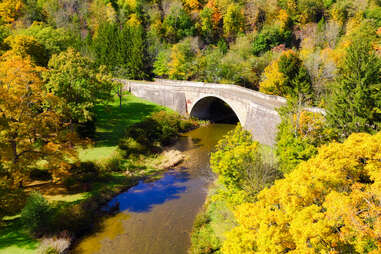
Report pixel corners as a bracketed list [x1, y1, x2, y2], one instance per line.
[0, 187, 27, 219]
[119, 111, 199, 154]
[38, 232, 72, 254]
[210, 125, 279, 203]
[97, 152, 124, 172]
[64, 162, 102, 187]
[21, 192, 54, 234]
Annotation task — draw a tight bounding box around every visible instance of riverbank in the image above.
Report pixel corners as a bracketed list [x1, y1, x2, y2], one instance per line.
[189, 141, 278, 254]
[189, 183, 236, 254]
[0, 94, 193, 254]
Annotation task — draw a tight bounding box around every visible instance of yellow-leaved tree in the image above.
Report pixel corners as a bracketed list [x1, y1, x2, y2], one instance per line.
[223, 131, 381, 253]
[0, 0, 23, 23]
[0, 54, 77, 187]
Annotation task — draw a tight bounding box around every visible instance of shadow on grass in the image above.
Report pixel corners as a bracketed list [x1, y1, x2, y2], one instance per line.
[93, 96, 165, 147]
[0, 220, 38, 251]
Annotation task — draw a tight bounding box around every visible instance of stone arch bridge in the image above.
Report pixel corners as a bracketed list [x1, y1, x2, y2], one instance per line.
[118, 79, 322, 146]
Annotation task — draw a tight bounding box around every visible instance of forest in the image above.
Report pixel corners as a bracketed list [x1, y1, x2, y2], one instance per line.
[0, 0, 380, 253]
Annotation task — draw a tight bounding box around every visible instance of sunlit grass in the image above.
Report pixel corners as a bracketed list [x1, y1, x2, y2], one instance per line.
[79, 94, 171, 163]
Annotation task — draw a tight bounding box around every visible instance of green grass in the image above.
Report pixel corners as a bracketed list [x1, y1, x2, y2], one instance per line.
[0, 220, 39, 254]
[190, 184, 236, 254]
[79, 94, 171, 162]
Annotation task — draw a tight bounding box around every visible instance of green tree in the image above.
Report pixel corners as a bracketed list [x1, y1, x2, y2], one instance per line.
[327, 37, 381, 139]
[43, 48, 114, 124]
[19, 23, 76, 56]
[252, 26, 292, 56]
[93, 21, 147, 79]
[162, 6, 195, 43]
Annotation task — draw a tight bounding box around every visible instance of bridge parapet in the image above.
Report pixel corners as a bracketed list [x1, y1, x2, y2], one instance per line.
[118, 79, 323, 146]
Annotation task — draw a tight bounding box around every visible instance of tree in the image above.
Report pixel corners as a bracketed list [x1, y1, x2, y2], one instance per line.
[223, 3, 245, 40]
[0, 54, 77, 187]
[162, 5, 195, 43]
[19, 23, 76, 57]
[43, 48, 114, 124]
[4, 34, 49, 66]
[260, 50, 313, 103]
[223, 131, 381, 253]
[211, 125, 279, 204]
[276, 103, 330, 174]
[327, 37, 381, 139]
[167, 38, 198, 80]
[0, 0, 24, 23]
[92, 21, 147, 79]
[251, 26, 292, 56]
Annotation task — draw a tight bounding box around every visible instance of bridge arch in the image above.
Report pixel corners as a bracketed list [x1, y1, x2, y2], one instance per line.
[189, 95, 243, 124]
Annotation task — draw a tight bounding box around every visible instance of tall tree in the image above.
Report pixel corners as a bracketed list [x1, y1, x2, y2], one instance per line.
[327, 37, 381, 139]
[93, 21, 147, 79]
[43, 48, 114, 124]
[0, 54, 77, 187]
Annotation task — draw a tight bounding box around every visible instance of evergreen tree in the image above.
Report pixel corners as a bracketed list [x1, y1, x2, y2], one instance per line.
[327, 37, 381, 139]
[92, 21, 147, 79]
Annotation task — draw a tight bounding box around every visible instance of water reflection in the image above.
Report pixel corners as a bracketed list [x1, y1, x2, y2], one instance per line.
[107, 170, 189, 213]
[74, 124, 236, 254]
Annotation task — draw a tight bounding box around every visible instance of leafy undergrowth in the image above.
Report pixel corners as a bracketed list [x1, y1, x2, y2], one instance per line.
[190, 184, 237, 254]
[0, 219, 39, 254]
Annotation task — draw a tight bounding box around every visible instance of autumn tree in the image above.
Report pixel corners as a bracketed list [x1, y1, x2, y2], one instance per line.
[260, 50, 313, 103]
[211, 124, 279, 204]
[223, 131, 381, 253]
[4, 34, 49, 66]
[167, 38, 198, 80]
[43, 48, 114, 126]
[0, 54, 77, 187]
[327, 36, 381, 139]
[0, 0, 24, 23]
[223, 3, 245, 40]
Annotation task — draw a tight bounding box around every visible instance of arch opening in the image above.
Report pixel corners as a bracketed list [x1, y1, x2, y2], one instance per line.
[190, 97, 240, 124]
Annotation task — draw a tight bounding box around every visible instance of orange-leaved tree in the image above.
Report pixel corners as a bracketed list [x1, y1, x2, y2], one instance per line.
[0, 54, 78, 187]
[223, 131, 381, 253]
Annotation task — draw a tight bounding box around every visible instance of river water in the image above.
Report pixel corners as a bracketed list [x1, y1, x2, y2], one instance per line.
[73, 124, 235, 254]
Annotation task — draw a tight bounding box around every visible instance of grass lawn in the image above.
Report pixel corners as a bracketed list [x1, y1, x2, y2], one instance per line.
[0, 220, 39, 254]
[0, 94, 171, 254]
[79, 94, 171, 162]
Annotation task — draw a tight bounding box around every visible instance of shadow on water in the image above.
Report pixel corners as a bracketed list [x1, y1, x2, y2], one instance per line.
[107, 170, 190, 213]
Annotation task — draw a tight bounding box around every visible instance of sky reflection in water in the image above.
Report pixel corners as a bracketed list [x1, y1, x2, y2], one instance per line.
[107, 170, 189, 213]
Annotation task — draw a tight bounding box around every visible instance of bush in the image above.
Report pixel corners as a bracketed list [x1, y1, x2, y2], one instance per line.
[210, 125, 279, 203]
[119, 111, 199, 154]
[64, 162, 102, 188]
[97, 152, 124, 172]
[38, 232, 72, 254]
[21, 192, 54, 235]
[0, 187, 27, 219]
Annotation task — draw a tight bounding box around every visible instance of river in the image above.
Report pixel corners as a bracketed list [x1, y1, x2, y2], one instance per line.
[73, 124, 235, 254]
